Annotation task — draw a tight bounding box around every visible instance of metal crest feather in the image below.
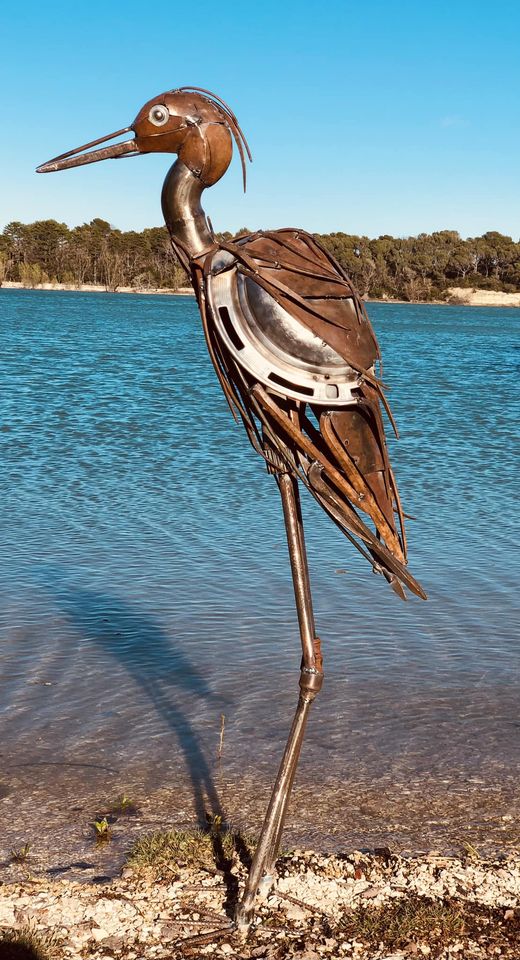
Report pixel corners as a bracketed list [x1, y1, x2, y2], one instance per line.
[176, 85, 252, 190]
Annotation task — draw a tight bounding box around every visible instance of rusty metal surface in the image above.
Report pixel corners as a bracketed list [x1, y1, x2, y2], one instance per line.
[37, 85, 426, 928]
[216, 230, 380, 372]
[37, 87, 251, 184]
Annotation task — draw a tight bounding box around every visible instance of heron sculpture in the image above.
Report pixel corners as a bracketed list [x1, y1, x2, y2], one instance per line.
[37, 87, 426, 929]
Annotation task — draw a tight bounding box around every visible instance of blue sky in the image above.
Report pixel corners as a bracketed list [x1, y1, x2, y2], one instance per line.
[1, 0, 519, 238]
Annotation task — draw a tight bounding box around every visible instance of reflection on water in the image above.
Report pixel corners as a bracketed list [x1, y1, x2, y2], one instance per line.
[0, 289, 519, 863]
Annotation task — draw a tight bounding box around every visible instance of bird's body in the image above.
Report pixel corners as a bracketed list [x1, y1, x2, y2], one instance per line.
[192, 227, 425, 600]
[37, 86, 426, 929]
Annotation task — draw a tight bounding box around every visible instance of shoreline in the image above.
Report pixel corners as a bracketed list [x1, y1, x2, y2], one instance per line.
[2, 759, 519, 891]
[2, 281, 520, 307]
[0, 281, 195, 297]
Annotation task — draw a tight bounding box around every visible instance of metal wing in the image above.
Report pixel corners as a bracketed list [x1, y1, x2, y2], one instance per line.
[192, 229, 426, 601]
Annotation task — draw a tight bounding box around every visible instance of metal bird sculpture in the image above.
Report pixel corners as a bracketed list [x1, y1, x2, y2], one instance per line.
[37, 87, 426, 928]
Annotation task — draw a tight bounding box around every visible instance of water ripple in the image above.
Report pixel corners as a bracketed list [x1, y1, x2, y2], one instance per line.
[0, 290, 519, 798]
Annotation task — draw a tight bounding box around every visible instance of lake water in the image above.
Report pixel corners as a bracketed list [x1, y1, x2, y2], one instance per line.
[1, 288, 519, 876]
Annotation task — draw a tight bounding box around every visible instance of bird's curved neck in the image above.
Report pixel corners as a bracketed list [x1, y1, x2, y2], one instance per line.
[161, 160, 215, 269]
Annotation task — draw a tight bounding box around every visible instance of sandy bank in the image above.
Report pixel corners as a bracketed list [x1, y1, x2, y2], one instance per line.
[0, 281, 195, 297]
[446, 287, 520, 307]
[1, 848, 519, 959]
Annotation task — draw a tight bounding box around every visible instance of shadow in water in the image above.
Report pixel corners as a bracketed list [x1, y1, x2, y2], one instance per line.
[37, 567, 225, 826]
[47, 861, 95, 875]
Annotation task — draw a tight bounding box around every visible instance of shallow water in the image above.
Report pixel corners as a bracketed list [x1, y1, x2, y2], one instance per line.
[0, 289, 519, 872]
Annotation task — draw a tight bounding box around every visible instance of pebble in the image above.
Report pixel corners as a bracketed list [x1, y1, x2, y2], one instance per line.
[0, 850, 519, 958]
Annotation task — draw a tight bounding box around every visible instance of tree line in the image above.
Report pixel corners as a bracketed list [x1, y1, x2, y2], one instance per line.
[1, 218, 519, 301]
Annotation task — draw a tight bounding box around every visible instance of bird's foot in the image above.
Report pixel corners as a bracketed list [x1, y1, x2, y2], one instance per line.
[234, 869, 277, 933]
[234, 902, 253, 934]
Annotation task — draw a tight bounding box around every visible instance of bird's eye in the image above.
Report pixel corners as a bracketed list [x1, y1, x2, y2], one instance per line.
[149, 105, 169, 126]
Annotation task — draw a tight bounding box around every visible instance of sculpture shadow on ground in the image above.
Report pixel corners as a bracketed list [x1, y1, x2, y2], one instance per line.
[36, 566, 226, 827]
[0, 937, 48, 960]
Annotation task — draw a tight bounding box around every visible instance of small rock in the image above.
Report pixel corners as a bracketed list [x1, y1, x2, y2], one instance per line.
[360, 885, 382, 899]
[102, 936, 125, 950]
[284, 902, 309, 921]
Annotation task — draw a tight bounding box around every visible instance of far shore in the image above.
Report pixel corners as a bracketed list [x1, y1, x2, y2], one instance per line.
[0, 280, 195, 297]
[2, 280, 520, 308]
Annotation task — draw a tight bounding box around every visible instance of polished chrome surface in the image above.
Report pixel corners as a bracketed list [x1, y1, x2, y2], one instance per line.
[207, 260, 361, 405]
[161, 159, 215, 261]
[241, 276, 349, 367]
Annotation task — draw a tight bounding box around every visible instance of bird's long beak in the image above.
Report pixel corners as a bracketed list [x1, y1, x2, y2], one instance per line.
[36, 126, 139, 173]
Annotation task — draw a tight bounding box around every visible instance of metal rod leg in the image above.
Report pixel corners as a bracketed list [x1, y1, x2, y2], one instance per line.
[235, 473, 324, 930]
[262, 478, 320, 875]
[261, 696, 310, 882]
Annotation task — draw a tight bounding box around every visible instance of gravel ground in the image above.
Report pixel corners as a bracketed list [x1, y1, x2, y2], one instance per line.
[1, 848, 520, 959]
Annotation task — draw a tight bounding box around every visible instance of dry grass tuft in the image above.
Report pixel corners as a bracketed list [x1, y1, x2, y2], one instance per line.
[338, 897, 520, 953]
[127, 826, 254, 874]
[341, 895, 465, 948]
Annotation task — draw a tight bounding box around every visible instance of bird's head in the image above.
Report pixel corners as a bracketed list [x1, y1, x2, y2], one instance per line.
[37, 86, 251, 189]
